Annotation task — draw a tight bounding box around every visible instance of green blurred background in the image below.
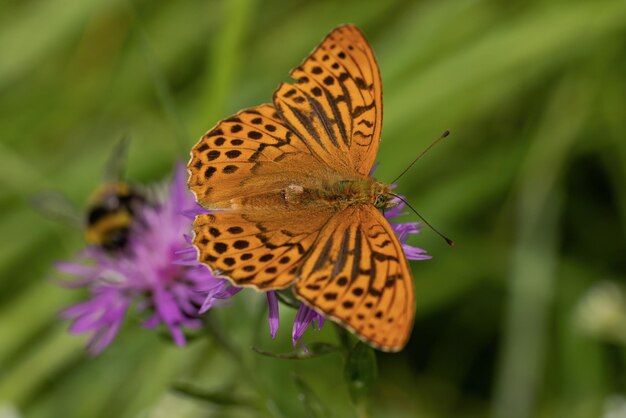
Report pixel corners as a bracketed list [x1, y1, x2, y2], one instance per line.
[2, 0, 626, 417]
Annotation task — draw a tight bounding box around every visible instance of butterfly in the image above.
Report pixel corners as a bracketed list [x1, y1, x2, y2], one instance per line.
[188, 24, 416, 351]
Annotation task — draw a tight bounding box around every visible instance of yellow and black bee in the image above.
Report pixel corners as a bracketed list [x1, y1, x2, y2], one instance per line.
[84, 181, 146, 251]
[83, 138, 150, 251]
[32, 138, 149, 252]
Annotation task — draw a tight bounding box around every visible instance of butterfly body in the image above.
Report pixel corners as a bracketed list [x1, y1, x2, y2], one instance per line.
[189, 25, 417, 351]
[228, 176, 393, 212]
[315, 178, 386, 208]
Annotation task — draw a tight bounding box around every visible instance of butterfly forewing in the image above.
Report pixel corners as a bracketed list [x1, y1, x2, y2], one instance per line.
[188, 104, 325, 208]
[295, 205, 414, 351]
[273, 25, 382, 176]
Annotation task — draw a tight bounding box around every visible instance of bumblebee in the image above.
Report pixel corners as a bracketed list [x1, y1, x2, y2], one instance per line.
[85, 182, 146, 251]
[32, 138, 149, 252]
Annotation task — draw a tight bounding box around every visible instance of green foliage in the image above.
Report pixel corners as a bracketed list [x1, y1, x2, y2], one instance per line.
[344, 342, 378, 405]
[293, 374, 330, 418]
[1, 0, 626, 417]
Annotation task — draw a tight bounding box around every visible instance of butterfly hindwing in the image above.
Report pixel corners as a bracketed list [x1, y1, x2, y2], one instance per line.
[273, 24, 382, 176]
[295, 204, 414, 351]
[193, 208, 333, 289]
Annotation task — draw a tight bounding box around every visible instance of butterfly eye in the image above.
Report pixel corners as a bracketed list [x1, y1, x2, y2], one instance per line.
[374, 194, 385, 208]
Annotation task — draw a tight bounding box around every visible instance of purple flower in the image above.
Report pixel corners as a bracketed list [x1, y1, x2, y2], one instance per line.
[58, 164, 232, 355]
[267, 291, 280, 339]
[291, 303, 325, 348]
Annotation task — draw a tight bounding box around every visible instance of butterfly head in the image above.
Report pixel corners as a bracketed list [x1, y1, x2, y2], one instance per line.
[371, 182, 398, 210]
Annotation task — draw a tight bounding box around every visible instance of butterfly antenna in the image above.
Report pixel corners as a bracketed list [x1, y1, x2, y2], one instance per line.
[389, 193, 454, 246]
[390, 130, 450, 184]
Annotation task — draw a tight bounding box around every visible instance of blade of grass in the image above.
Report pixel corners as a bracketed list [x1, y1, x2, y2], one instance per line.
[131, 10, 190, 156]
[192, 0, 256, 132]
[491, 76, 592, 418]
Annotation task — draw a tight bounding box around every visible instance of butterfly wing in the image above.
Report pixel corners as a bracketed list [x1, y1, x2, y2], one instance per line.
[273, 24, 382, 176]
[295, 204, 414, 352]
[193, 207, 334, 289]
[188, 104, 333, 208]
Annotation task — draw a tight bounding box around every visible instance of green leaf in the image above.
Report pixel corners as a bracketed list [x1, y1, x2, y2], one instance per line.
[171, 382, 256, 408]
[252, 343, 342, 360]
[344, 342, 377, 404]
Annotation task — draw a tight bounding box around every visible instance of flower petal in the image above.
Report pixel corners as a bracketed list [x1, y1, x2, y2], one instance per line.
[267, 291, 280, 338]
[292, 304, 318, 347]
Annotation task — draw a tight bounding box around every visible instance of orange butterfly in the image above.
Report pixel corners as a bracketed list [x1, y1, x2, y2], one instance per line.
[188, 24, 416, 351]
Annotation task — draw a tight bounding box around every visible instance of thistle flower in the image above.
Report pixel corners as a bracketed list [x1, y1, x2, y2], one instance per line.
[58, 164, 232, 355]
